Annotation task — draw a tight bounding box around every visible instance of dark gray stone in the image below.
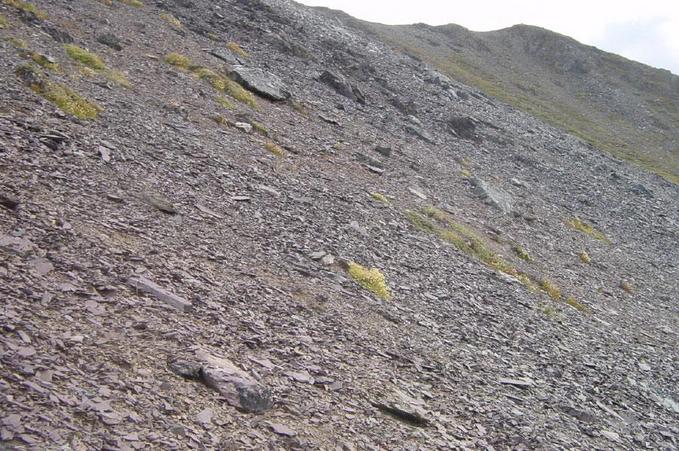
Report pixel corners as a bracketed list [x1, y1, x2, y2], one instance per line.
[230, 66, 290, 101]
[197, 350, 272, 413]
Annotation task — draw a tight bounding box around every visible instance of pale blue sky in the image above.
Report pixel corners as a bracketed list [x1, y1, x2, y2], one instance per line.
[297, 0, 679, 75]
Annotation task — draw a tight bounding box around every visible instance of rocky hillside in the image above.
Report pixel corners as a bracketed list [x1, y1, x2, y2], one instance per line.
[342, 17, 679, 184]
[0, 0, 677, 449]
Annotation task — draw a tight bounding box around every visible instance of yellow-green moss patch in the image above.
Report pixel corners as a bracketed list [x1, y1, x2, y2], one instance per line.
[118, 0, 143, 6]
[566, 296, 591, 313]
[164, 52, 191, 70]
[371, 192, 389, 203]
[226, 41, 248, 59]
[64, 44, 106, 71]
[568, 217, 610, 243]
[216, 96, 235, 110]
[0, 13, 9, 28]
[512, 244, 532, 262]
[105, 69, 131, 88]
[16, 65, 101, 119]
[620, 280, 634, 293]
[579, 251, 591, 264]
[2, 0, 47, 20]
[29, 52, 59, 71]
[160, 12, 181, 28]
[540, 278, 562, 301]
[7, 37, 27, 49]
[347, 262, 391, 300]
[264, 141, 285, 157]
[251, 120, 269, 136]
[164, 53, 257, 107]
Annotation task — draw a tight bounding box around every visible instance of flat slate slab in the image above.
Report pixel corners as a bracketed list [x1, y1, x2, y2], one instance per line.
[128, 276, 192, 312]
[230, 66, 291, 101]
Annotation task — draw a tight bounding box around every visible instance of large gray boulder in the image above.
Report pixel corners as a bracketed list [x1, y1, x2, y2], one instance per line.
[229, 66, 291, 101]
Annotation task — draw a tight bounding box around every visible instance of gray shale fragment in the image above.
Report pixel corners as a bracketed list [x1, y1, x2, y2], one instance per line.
[128, 276, 192, 312]
[230, 66, 291, 101]
[196, 349, 272, 413]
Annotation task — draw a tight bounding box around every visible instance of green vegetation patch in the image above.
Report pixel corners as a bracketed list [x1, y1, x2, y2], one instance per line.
[540, 278, 562, 301]
[16, 65, 101, 119]
[347, 262, 391, 300]
[216, 96, 235, 110]
[264, 141, 285, 157]
[164, 53, 256, 107]
[29, 52, 59, 71]
[2, 0, 47, 20]
[226, 41, 248, 59]
[160, 12, 181, 28]
[164, 52, 191, 70]
[579, 251, 591, 264]
[567, 217, 610, 243]
[512, 244, 532, 262]
[119, 0, 143, 6]
[0, 13, 8, 28]
[65, 44, 106, 71]
[251, 120, 269, 136]
[566, 296, 591, 313]
[371, 192, 389, 203]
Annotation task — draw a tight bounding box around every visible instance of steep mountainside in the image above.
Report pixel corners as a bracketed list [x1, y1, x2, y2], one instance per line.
[340, 17, 679, 184]
[0, 0, 678, 449]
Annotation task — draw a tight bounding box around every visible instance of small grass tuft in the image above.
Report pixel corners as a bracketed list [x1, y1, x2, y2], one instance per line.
[566, 296, 591, 313]
[2, 0, 47, 20]
[8, 37, 28, 49]
[460, 169, 472, 178]
[264, 141, 285, 157]
[105, 69, 131, 88]
[347, 262, 391, 300]
[16, 65, 101, 119]
[579, 251, 591, 264]
[540, 278, 562, 301]
[620, 280, 634, 294]
[29, 52, 59, 71]
[405, 209, 437, 234]
[212, 115, 229, 126]
[64, 44, 106, 71]
[118, 0, 143, 6]
[291, 100, 310, 116]
[371, 192, 389, 203]
[251, 120, 269, 136]
[216, 96, 235, 110]
[0, 13, 8, 28]
[226, 41, 248, 59]
[164, 52, 191, 70]
[166, 54, 257, 107]
[160, 12, 181, 28]
[568, 217, 610, 243]
[512, 244, 532, 262]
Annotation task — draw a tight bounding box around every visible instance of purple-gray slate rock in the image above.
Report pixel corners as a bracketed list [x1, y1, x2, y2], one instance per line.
[196, 349, 272, 413]
[229, 66, 291, 101]
[128, 276, 192, 312]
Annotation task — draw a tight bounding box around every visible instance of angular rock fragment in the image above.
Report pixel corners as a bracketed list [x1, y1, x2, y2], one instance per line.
[128, 276, 192, 312]
[230, 66, 290, 101]
[499, 377, 534, 388]
[96, 33, 123, 51]
[448, 116, 479, 141]
[196, 350, 272, 413]
[318, 70, 364, 103]
[471, 178, 514, 214]
[210, 48, 242, 65]
[0, 193, 19, 210]
[405, 124, 435, 143]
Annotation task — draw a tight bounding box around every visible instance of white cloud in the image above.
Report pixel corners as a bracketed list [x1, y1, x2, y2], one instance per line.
[296, 0, 679, 74]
